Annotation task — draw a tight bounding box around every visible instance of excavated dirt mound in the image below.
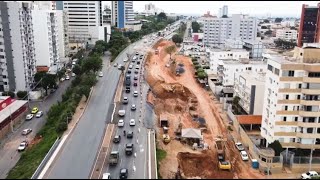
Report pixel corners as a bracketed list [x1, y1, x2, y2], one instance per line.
[177, 151, 234, 179]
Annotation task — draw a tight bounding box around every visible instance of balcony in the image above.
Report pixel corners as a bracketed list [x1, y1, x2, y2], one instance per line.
[299, 111, 320, 117]
[303, 77, 320, 83]
[278, 88, 301, 93]
[301, 88, 319, 94]
[300, 100, 320, 106]
[277, 99, 301, 104]
[280, 142, 320, 149]
[275, 121, 298, 126]
[274, 132, 296, 136]
[296, 132, 319, 139]
[279, 77, 303, 81]
[276, 110, 299, 115]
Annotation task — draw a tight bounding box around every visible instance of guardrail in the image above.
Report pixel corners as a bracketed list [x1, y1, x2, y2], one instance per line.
[31, 137, 61, 179]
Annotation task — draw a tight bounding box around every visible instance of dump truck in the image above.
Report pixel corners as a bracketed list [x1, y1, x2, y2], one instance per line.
[215, 139, 225, 161]
[109, 151, 119, 165]
[160, 114, 169, 127]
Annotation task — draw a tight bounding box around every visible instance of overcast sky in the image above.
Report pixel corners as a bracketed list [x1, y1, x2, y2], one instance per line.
[103, 1, 318, 17]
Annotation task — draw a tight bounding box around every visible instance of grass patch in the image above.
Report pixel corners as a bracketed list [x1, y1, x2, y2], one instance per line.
[156, 148, 167, 179]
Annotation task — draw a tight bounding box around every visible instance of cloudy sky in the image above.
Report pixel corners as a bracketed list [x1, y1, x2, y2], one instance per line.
[103, 1, 318, 17]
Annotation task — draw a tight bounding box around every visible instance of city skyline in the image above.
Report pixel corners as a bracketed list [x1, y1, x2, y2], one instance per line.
[103, 1, 318, 17]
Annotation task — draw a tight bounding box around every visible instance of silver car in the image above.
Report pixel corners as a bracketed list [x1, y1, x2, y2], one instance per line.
[36, 111, 43, 118]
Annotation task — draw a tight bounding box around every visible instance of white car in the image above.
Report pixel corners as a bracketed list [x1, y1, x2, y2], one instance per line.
[71, 73, 76, 77]
[132, 56, 137, 60]
[65, 76, 70, 80]
[22, 129, 32, 135]
[118, 119, 124, 127]
[240, 151, 249, 161]
[133, 91, 138, 97]
[123, 58, 128, 62]
[35, 111, 43, 118]
[302, 171, 319, 179]
[114, 63, 118, 67]
[26, 114, 34, 121]
[235, 142, 245, 151]
[129, 119, 136, 126]
[103, 173, 111, 179]
[17, 141, 28, 152]
[60, 77, 65, 82]
[99, 71, 103, 77]
[118, 110, 125, 117]
[118, 64, 122, 70]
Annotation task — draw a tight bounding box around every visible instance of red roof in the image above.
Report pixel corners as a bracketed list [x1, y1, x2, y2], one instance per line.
[236, 115, 262, 125]
[36, 66, 49, 72]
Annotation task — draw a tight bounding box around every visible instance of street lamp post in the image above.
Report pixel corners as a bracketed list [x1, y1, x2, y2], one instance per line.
[9, 107, 13, 132]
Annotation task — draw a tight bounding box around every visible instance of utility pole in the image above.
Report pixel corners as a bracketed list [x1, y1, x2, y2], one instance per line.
[309, 139, 315, 171]
[9, 107, 13, 132]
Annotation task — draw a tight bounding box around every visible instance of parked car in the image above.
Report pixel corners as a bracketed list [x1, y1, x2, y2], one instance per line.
[129, 65, 133, 69]
[127, 131, 133, 138]
[99, 71, 103, 77]
[129, 119, 136, 126]
[22, 128, 32, 135]
[301, 171, 319, 179]
[219, 161, 231, 170]
[118, 119, 124, 127]
[36, 111, 43, 118]
[123, 97, 128, 104]
[119, 168, 128, 179]
[31, 107, 39, 114]
[114, 63, 118, 67]
[17, 141, 28, 152]
[127, 69, 131, 74]
[131, 104, 136, 111]
[133, 91, 138, 97]
[26, 114, 34, 121]
[65, 75, 70, 80]
[113, 135, 121, 143]
[235, 142, 245, 151]
[118, 64, 122, 70]
[118, 110, 125, 117]
[240, 151, 249, 161]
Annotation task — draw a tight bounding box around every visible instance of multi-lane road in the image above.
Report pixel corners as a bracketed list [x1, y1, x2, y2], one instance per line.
[44, 40, 145, 179]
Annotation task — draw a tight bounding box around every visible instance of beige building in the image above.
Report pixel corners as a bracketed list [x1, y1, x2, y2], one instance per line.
[261, 44, 320, 149]
[234, 72, 266, 115]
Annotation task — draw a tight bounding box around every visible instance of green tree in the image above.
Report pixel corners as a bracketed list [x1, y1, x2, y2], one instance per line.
[274, 17, 283, 23]
[81, 72, 97, 87]
[72, 64, 82, 75]
[165, 45, 176, 60]
[76, 85, 91, 100]
[261, 26, 268, 29]
[17, 91, 28, 100]
[2, 91, 15, 98]
[232, 96, 241, 114]
[34, 72, 47, 84]
[172, 34, 183, 44]
[268, 140, 283, 156]
[42, 74, 57, 95]
[197, 71, 207, 79]
[82, 56, 102, 73]
[157, 12, 167, 21]
[191, 21, 201, 33]
[56, 68, 66, 79]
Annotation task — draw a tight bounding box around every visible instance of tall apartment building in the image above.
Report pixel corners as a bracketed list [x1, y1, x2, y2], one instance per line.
[261, 44, 320, 149]
[103, 5, 112, 24]
[57, 1, 109, 45]
[33, 1, 56, 10]
[0, 1, 37, 92]
[112, 1, 142, 31]
[219, 5, 228, 18]
[203, 14, 258, 46]
[297, 3, 320, 47]
[276, 29, 298, 42]
[224, 38, 265, 59]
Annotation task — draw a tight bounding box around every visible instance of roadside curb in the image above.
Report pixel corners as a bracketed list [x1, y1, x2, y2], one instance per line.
[40, 86, 95, 178]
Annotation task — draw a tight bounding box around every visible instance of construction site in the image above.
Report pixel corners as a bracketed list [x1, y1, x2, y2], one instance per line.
[144, 39, 265, 179]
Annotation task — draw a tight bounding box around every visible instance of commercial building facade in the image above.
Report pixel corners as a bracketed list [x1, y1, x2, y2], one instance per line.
[297, 3, 320, 47]
[112, 1, 141, 31]
[276, 29, 298, 42]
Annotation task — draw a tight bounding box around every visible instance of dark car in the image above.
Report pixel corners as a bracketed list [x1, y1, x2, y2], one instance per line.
[127, 70, 131, 74]
[137, 61, 140, 65]
[125, 143, 134, 155]
[134, 69, 139, 74]
[133, 81, 138, 86]
[126, 86, 130, 93]
[119, 168, 128, 179]
[127, 131, 133, 138]
[113, 135, 121, 143]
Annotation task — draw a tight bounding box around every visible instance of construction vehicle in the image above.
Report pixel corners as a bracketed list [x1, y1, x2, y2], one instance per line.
[109, 151, 119, 165]
[162, 134, 171, 143]
[215, 139, 225, 161]
[218, 161, 231, 170]
[160, 114, 169, 127]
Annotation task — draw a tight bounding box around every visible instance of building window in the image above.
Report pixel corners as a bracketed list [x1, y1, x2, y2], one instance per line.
[288, 70, 295, 77]
[285, 95, 289, 100]
[284, 106, 288, 110]
[307, 128, 313, 134]
[297, 95, 301, 100]
[283, 117, 287, 121]
[295, 117, 298, 122]
[267, 64, 273, 71]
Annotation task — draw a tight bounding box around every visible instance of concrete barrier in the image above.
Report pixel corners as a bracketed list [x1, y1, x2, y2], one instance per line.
[31, 137, 60, 179]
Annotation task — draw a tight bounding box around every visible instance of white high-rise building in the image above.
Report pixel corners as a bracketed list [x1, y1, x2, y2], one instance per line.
[61, 1, 109, 45]
[276, 29, 298, 42]
[0, 1, 36, 92]
[33, 1, 56, 10]
[222, 5, 228, 17]
[261, 45, 320, 149]
[112, 1, 142, 31]
[203, 14, 258, 46]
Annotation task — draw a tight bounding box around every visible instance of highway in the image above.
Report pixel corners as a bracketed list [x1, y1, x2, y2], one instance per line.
[45, 41, 143, 179]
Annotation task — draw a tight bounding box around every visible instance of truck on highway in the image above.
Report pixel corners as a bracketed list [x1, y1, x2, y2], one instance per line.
[109, 151, 119, 165]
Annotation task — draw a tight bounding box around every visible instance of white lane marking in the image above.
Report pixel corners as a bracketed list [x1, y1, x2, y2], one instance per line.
[148, 130, 151, 179]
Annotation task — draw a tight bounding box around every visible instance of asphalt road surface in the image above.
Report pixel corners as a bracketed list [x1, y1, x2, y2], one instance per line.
[45, 42, 143, 179]
[0, 78, 73, 179]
